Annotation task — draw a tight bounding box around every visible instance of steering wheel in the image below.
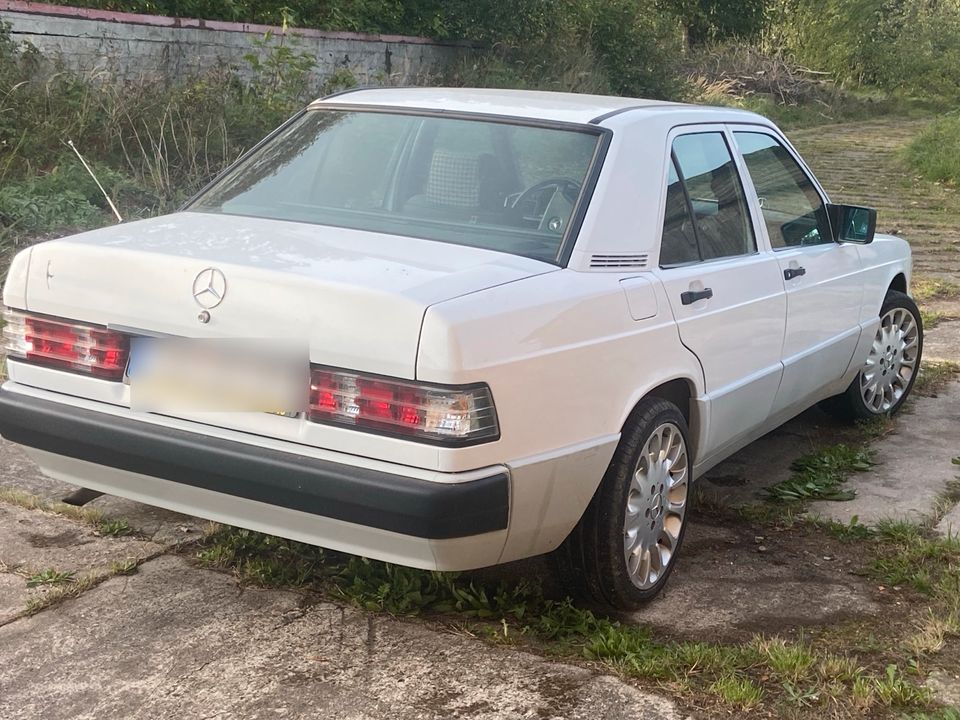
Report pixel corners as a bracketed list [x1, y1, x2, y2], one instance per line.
[513, 177, 582, 210]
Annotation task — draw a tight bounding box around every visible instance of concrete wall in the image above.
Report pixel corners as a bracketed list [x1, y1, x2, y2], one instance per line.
[0, 0, 469, 85]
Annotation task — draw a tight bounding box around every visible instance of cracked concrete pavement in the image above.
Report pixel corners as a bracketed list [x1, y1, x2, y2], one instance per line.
[0, 553, 683, 720]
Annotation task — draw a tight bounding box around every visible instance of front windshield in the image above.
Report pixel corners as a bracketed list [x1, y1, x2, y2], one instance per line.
[189, 109, 603, 265]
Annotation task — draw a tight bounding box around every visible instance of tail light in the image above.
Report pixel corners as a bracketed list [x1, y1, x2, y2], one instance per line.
[2, 308, 129, 381]
[309, 367, 498, 445]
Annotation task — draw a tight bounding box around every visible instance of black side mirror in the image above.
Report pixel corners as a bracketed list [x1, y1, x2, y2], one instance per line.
[827, 203, 877, 244]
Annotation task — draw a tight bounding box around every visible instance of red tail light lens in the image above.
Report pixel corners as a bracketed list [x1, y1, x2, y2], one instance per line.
[2, 308, 129, 381]
[309, 368, 498, 445]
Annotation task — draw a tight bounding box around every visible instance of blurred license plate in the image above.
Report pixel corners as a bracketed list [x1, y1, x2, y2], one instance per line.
[128, 337, 307, 413]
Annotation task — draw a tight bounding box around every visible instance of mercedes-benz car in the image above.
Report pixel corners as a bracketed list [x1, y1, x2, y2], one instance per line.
[0, 88, 922, 609]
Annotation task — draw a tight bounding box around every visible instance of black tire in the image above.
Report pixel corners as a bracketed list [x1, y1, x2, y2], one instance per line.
[820, 289, 923, 422]
[555, 397, 691, 611]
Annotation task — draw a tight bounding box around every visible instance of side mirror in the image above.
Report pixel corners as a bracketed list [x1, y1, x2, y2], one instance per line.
[828, 203, 876, 244]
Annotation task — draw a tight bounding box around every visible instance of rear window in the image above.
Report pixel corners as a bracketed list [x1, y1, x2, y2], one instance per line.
[189, 109, 603, 265]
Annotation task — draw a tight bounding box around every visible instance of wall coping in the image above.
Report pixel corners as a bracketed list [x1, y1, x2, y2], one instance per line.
[0, 0, 474, 46]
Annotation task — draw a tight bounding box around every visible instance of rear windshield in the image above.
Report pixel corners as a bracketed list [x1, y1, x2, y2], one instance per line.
[189, 109, 603, 265]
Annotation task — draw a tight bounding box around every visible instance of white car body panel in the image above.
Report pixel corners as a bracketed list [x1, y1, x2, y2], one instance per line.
[0, 88, 914, 570]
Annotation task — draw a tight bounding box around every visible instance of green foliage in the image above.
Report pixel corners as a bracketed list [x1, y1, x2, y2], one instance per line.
[767, 0, 960, 100]
[765, 444, 874, 503]
[663, 0, 768, 46]
[25, 568, 75, 587]
[97, 519, 133, 537]
[906, 114, 960, 186]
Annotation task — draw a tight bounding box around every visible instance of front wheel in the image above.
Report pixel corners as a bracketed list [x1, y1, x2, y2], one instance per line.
[556, 398, 691, 610]
[822, 289, 923, 421]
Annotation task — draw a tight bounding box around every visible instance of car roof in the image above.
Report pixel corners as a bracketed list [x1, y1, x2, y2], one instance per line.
[310, 87, 765, 127]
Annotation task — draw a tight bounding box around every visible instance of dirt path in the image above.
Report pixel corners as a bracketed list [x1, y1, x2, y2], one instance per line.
[791, 118, 960, 282]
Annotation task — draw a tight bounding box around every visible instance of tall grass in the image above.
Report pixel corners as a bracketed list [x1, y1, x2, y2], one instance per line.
[905, 114, 960, 186]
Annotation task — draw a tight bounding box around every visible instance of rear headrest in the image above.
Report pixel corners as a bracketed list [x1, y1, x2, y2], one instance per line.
[426, 150, 480, 208]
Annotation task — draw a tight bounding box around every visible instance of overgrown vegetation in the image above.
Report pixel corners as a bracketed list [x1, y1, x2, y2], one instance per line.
[195, 521, 960, 716]
[906, 114, 960, 186]
[764, 444, 873, 503]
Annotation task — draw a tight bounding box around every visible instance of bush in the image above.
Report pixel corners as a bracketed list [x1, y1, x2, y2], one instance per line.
[905, 114, 960, 186]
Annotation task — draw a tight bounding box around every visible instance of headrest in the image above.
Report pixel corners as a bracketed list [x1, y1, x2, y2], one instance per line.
[426, 150, 481, 208]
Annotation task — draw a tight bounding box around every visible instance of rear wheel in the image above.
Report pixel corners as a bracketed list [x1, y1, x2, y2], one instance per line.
[821, 289, 923, 421]
[556, 398, 691, 610]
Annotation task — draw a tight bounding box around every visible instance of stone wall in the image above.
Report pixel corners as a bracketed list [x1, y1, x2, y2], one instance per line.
[0, 0, 468, 85]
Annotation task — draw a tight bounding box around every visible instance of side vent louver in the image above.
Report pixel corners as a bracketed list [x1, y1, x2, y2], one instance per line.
[589, 253, 650, 270]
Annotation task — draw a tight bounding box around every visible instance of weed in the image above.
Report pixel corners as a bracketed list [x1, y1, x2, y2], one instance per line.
[25, 568, 74, 587]
[708, 673, 764, 709]
[765, 444, 873, 503]
[814, 516, 876, 541]
[24, 573, 96, 615]
[754, 636, 816, 682]
[914, 360, 960, 396]
[873, 664, 932, 706]
[196, 526, 325, 588]
[920, 309, 945, 330]
[912, 276, 960, 303]
[97, 519, 132, 537]
[109, 558, 140, 576]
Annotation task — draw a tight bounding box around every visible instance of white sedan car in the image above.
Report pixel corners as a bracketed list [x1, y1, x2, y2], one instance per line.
[0, 89, 922, 609]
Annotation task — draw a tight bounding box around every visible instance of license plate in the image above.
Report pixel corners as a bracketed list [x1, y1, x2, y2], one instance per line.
[128, 337, 307, 414]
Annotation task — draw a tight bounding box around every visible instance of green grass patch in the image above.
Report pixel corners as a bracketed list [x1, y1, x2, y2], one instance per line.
[25, 568, 74, 588]
[905, 114, 960, 185]
[96, 519, 133, 537]
[913, 277, 960, 303]
[914, 360, 960, 396]
[193, 523, 946, 716]
[921, 309, 946, 330]
[764, 444, 873, 503]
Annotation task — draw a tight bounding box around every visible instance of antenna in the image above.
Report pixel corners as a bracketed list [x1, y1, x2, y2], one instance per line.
[63, 139, 123, 223]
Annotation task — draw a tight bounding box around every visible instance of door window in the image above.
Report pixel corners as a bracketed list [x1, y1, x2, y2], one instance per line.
[671, 133, 756, 262]
[734, 132, 831, 249]
[659, 158, 701, 266]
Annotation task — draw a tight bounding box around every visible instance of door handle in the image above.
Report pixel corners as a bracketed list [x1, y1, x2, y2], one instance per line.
[784, 266, 807, 281]
[681, 288, 713, 305]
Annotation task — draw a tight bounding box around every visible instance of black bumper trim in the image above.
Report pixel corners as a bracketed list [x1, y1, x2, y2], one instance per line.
[0, 389, 509, 539]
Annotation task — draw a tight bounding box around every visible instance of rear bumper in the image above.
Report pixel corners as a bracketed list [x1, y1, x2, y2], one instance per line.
[0, 386, 509, 541]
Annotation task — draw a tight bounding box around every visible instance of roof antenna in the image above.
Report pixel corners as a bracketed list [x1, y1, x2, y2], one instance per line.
[63, 139, 123, 223]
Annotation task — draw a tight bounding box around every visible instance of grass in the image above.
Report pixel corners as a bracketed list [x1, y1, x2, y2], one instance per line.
[0, 487, 137, 538]
[764, 444, 874, 503]
[192, 523, 952, 716]
[921, 309, 946, 330]
[913, 277, 960, 303]
[914, 360, 960, 396]
[905, 113, 960, 185]
[25, 568, 74, 588]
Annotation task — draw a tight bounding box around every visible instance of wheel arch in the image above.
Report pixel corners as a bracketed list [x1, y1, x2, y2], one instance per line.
[622, 376, 704, 464]
[889, 273, 907, 295]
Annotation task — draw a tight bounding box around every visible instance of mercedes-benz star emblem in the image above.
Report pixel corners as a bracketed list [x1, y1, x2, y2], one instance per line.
[192, 267, 227, 309]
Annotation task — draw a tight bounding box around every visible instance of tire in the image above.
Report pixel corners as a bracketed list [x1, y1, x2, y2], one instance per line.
[555, 397, 691, 610]
[821, 289, 923, 422]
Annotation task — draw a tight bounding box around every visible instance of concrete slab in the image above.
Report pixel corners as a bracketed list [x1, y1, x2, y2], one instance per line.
[809, 381, 960, 526]
[0, 440, 76, 500]
[0, 572, 29, 625]
[924, 318, 960, 362]
[629, 519, 881, 642]
[0, 439, 206, 545]
[926, 668, 960, 707]
[0, 556, 682, 720]
[0, 503, 162, 579]
[700, 409, 842, 506]
[937, 502, 960, 538]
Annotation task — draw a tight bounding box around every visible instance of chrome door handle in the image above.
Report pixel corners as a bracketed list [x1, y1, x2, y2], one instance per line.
[681, 288, 713, 305]
[784, 266, 807, 280]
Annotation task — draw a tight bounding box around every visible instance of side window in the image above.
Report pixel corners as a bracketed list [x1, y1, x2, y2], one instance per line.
[672, 133, 756, 261]
[659, 158, 700, 266]
[734, 132, 831, 249]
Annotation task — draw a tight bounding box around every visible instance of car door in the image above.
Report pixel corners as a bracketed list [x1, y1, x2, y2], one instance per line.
[656, 129, 787, 459]
[730, 130, 864, 416]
